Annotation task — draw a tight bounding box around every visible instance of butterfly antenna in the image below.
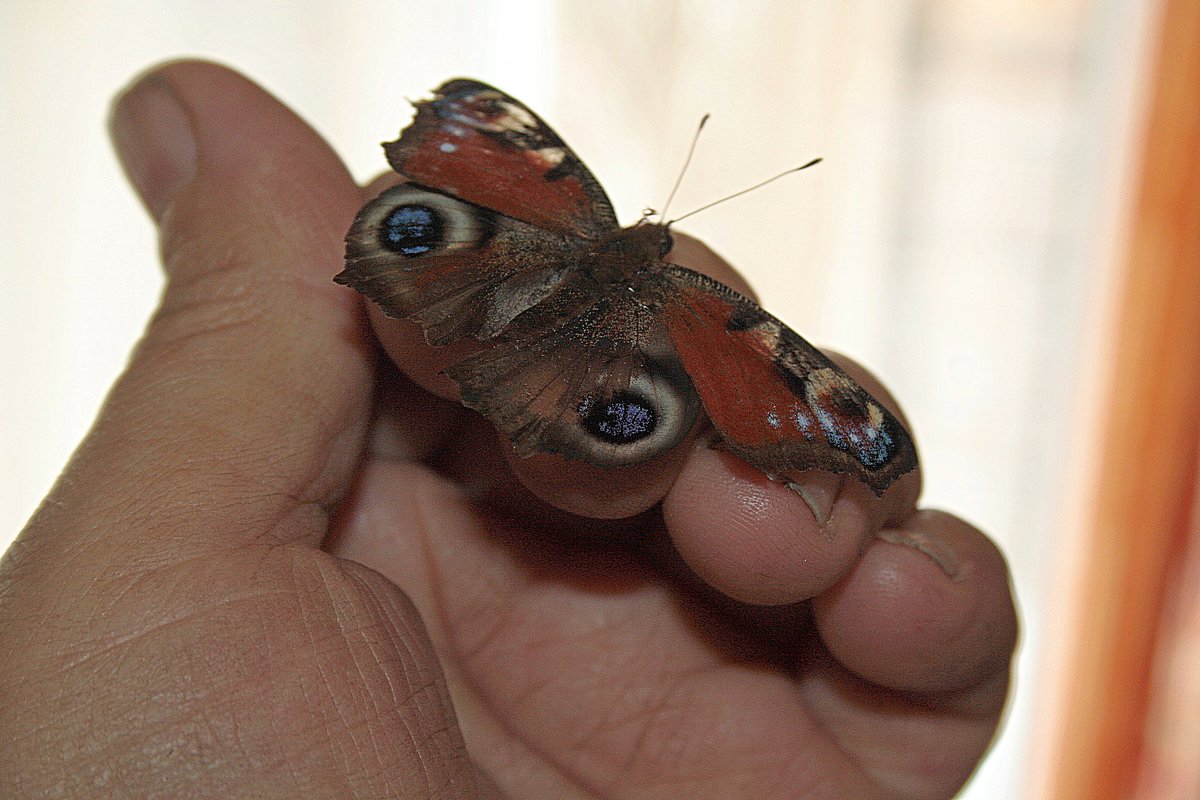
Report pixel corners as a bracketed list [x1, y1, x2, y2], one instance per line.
[668, 158, 823, 225]
[658, 113, 710, 222]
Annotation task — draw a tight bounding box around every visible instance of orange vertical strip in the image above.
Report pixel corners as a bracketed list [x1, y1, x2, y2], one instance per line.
[1131, 462, 1200, 797]
[1048, 0, 1200, 798]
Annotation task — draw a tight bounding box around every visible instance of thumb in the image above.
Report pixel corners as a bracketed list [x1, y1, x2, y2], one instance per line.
[26, 61, 372, 556]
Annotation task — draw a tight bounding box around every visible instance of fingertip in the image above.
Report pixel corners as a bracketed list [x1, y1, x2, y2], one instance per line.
[812, 510, 1018, 693]
[140, 59, 362, 285]
[662, 446, 884, 605]
[430, 415, 669, 534]
[502, 436, 695, 520]
[362, 170, 404, 200]
[109, 70, 197, 222]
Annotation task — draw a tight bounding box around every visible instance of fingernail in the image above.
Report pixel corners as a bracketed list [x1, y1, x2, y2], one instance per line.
[787, 480, 835, 526]
[109, 72, 196, 221]
[877, 527, 962, 579]
[785, 469, 847, 528]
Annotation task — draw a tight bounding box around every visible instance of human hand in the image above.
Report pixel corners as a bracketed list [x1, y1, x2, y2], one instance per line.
[0, 61, 1016, 799]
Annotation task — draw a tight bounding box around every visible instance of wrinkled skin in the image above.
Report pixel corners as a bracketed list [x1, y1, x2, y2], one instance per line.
[0, 61, 1016, 799]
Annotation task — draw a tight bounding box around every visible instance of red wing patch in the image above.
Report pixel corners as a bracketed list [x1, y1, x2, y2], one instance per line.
[386, 79, 619, 239]
[658, 265, 917, 496]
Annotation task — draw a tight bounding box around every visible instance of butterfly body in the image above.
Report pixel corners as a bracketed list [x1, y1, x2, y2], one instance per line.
[337, 79, 917, 496]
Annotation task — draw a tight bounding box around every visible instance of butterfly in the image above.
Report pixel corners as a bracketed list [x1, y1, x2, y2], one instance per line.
[336, 79, 917, 497]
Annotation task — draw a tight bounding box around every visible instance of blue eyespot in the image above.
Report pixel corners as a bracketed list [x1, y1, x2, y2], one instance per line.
[380, 204, 443, 256]
[854, 423, 895, 469]
[579, 393, 657, 444]
[813, 391, 898, 469]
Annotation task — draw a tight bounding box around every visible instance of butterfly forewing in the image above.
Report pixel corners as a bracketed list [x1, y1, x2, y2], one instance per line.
[656, 266, 917, 496]
[387, 79, 619, 239]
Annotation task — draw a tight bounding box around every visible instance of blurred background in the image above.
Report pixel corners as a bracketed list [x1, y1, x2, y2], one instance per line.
[0, 1, 1185, 797]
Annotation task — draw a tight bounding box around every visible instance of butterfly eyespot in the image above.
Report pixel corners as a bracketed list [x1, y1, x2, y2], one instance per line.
[578, 392, 657, 444]
[544, 363, 699, 467]
[380, 204, 443, 255]
[351, 183, 495, 260]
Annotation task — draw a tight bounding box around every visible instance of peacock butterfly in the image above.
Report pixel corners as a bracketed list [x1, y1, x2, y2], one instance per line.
[335, 79, 917, 496]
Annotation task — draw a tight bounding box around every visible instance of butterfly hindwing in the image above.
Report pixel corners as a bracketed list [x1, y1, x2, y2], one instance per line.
[656, 265, 917, 496]
[445, 273, 701, 468]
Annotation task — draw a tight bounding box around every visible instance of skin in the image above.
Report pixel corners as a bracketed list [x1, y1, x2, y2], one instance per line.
[0, 61, 1017, 799]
